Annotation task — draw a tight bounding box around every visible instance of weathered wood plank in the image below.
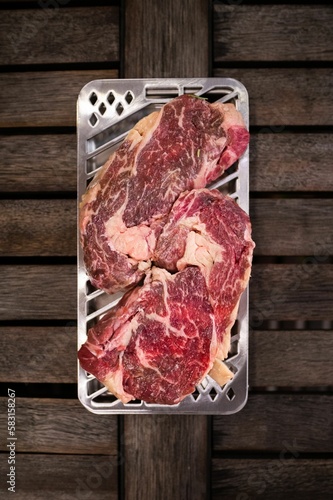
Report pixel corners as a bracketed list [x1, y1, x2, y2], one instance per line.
[250, 133, 333, 192]
[0, 199, 76, 256]
[1, 263, 332, 321]
[2, 327, 333, 388]
[250, 264, 333, 323]
[0, 265, 76, 320]
[250, 199, 333, 256]
[214, 68, 333, 126]
[0, 453, 118, 499]
[214, 4, 333, 61]
[123, 2, 210, 499]
[0, 70, 117, 128]
[213, 393, 333, 452]
[123, 415, 209, 500]
[0, 134, 77, 192]
[249, 330, 333, 388]
[0, 398, 118, 455]
[124, 0, 209, 78]
[1, 133, 331, 193]
[0, 326, 77, 383]
[0, 6, 119, 65]
[1, 198, 332, 257]
[212, 458, 333, 500]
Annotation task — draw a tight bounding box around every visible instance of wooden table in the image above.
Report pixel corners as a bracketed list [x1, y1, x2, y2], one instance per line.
[1, 1, 332, 498]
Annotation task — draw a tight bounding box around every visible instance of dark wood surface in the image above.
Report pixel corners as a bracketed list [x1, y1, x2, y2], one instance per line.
[0, 454, 119, 499]
[212, 458, 333, 500]
[213, 3, 333, 62]
[122, 2, 210, 498]
[124, 0, 210, 78]
[0, 0, 332, 499]
[1, 6, 119, 65]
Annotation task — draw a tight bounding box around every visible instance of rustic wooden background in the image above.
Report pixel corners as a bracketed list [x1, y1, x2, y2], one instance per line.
[0, 0, 332, 498]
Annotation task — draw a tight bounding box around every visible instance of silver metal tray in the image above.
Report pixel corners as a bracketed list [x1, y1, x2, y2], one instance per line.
[77, 78, 250, 414]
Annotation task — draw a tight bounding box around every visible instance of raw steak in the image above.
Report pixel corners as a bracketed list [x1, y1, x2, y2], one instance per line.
[78, 266, 218, 405]
[79, 94, 249, 294]
[78, 189, 254, 405]
[154, 188, 255, 361]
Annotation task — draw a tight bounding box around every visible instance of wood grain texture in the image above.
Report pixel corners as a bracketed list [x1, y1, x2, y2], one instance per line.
[2, 327, 333, 388]
[1, 198, 332, 257]
[0, 265, 76, 320]
[1, 263, 332, 321]
[214, 4, 333, 61]
[123, 415, 209, 500]
[0, 397, 118, 455]
[250, 199, 333, 256]
[250, 133, 333, 192]
[250, 264, 333, 322]
[124, 0, 209, 77]
[0, 70, 117, 128]
[1, 132, 332, 193]
[0, 134, 77, 192]
[123, 3, 210, 499]
[0, 326, 77, 383]
[213, 393, 333, 452]
[0, 199, 76, 256]
[214, 68, 333, 126]
[212, 458, 333, 500]
[249, 330, 333, 388]
[0, 453, 118, 499]
[0, 6, 119, 65]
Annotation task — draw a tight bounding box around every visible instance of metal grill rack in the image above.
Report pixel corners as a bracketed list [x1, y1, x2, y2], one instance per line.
[77, 78, 250, 414]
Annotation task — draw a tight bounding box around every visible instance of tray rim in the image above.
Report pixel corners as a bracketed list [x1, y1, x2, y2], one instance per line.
[77, 77, 250, 415]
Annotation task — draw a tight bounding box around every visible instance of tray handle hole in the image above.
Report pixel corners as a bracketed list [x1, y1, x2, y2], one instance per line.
[209, 387, 218, 401]
[226, 388, 236, 401]
[125, 91, 134, 104]
[89, 92, 98, 105]
[99, 102, 107, 116]
[116, 103, 124, 115]
[107, 92, 115, 105]
[89, 113, 98, 127]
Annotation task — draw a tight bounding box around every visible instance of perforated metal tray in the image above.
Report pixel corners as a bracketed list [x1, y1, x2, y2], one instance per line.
[77, 78, 250, 414]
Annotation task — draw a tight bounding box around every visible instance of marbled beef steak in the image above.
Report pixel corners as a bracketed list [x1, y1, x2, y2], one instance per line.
[78, 266, 217, 405]
[78, 190, 254, 405]
[155, 188, 255, 362]
[79, 94, 249, 294]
